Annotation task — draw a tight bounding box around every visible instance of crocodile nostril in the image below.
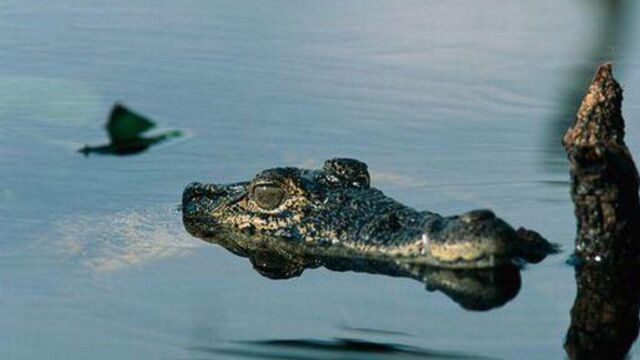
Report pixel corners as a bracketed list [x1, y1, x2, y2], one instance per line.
[460, 209, 496, 223]
[183, 182, 203, 203]
[183, 182, 223, 198]
[185, 182, 202, 191]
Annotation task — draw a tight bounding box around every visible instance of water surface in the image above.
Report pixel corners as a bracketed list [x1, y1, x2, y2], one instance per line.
[1, 1, 639, 359]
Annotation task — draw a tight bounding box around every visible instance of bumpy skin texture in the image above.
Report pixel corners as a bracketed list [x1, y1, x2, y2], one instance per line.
[182, 158, 556, 269]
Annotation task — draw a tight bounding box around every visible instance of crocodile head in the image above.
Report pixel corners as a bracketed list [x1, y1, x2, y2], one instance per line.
[182, 158, 383, 239]
[182, 158, 557, 268]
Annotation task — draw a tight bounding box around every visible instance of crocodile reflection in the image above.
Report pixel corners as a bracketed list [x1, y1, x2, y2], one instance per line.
[184, 221, 521, 311]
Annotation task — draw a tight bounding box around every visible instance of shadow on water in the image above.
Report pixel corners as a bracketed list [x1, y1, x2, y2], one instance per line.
[183, 221, 522, 312]
[78, 103, 182, 156]
[565, 263, 640, 359]
[544, 0, 631, 172]
[188, 338, 500, 360]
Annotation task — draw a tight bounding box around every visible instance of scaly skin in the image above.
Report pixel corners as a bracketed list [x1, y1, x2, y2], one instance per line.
[182, 158, 557, 269]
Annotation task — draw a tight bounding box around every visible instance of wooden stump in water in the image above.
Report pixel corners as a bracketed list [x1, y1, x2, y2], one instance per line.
[562, 62, 640, 263]
[563, 63, 640, 359]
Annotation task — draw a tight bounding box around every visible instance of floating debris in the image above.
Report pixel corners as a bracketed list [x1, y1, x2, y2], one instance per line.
[79, 103, 182, 156]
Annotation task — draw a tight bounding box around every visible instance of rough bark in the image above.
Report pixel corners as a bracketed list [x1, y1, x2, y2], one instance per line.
[563, 63, 640, 359]
[563, 62, 640, 262]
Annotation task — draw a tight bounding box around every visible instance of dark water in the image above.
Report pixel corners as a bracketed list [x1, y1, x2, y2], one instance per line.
[1, 1, 639, 359]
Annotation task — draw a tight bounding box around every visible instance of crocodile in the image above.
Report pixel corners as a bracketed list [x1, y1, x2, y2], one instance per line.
[182, 158, 558, 269]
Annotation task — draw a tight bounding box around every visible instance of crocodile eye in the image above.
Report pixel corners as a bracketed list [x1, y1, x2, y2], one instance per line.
[252, 184, 286, 210]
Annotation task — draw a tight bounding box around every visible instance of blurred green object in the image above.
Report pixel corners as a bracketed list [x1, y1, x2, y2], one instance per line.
[106, 104, 156, 143]
[79, 103, 182, 156]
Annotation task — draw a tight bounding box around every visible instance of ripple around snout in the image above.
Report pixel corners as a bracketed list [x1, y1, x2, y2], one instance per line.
[56, 206, 203, 272]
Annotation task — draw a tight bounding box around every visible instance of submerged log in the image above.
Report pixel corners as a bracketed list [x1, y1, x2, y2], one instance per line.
[563, 63, 640, 359]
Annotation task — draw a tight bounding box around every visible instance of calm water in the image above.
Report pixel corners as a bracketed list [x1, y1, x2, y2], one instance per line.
[1, 1, 639, 359]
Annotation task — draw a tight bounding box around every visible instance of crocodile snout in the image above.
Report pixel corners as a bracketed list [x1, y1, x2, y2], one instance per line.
[182, 182, 228, 218]
[183, 182, 222, 202]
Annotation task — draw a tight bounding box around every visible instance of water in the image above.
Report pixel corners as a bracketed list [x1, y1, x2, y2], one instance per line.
[1, 1, 639, 358]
